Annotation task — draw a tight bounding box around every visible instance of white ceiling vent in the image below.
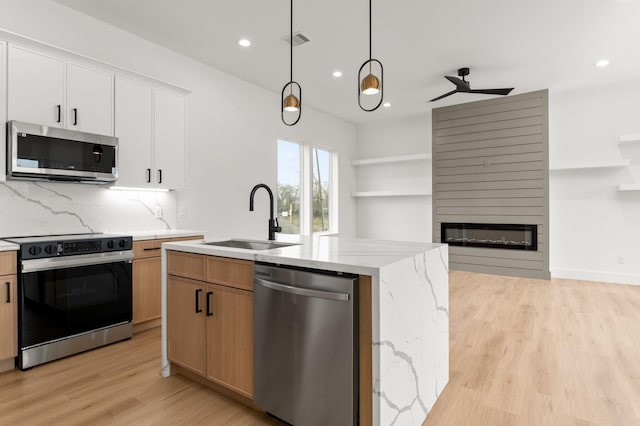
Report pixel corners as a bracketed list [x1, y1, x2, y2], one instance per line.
[282, 32, 310, 47]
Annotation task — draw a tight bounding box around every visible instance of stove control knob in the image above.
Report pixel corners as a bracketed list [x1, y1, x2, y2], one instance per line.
[107, 240, 115, 249]
[29, 246, 42, 256]
[118, 239, 127, 248]
[44, 245, 55, 255]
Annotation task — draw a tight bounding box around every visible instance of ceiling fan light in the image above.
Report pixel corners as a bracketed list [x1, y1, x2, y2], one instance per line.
[283, 93, 300, 111]
[361, 73, 380, 95]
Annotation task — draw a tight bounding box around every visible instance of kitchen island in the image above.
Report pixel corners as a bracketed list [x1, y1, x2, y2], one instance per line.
[161, 236, 449, 425]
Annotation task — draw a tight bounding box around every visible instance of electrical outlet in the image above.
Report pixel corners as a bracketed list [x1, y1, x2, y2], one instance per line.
[617, 256, 625, 265]
[154, 206, 163, 218]
[179, 207, 187, 219]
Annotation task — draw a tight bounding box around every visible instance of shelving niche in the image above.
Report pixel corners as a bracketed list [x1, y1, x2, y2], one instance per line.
[616, 133, 640, 191]
[351, 153, 431, 198]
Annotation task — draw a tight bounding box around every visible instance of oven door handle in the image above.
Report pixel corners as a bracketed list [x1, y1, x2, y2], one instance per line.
[21, 251, 134, 273]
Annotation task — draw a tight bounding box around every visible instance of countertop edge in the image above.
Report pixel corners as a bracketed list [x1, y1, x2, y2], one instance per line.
[0, 243, 19, 252]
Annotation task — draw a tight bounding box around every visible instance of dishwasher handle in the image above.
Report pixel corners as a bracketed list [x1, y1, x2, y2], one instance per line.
[255, 277, 350, 302]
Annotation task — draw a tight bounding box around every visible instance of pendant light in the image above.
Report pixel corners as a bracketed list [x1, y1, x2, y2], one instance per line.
[358, 0, 383, 111]
[281, 0, 302, 126]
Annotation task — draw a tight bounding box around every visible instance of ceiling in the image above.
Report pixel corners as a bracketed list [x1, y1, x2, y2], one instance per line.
[54, 0, 640, 124]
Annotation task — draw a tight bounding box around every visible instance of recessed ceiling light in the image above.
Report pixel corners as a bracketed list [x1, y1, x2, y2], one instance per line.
[383, 102, 391, 108]
[332, 71, 343, 78]
[238, 39, 251, 47]
[596, 59, 609, 67]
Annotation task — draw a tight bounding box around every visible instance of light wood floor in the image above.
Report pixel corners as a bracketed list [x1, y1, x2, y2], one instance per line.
[425, 271, 640, 426]
[0, 272, 638, 425]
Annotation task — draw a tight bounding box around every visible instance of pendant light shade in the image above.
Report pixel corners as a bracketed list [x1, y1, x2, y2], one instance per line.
[281, 0, 302, 126]
[358, 0, 383, 111]
[361, 73, 380, 95]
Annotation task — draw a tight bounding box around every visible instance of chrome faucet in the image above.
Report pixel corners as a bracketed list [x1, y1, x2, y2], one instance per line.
[249, 184, 282, 241]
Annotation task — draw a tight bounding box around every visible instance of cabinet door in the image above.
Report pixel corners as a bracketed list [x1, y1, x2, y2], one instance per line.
[67, 63, 114, 136]
[8, 45, 65, 127]
[167, 276, 206, 375]
[154, 89, 185, 190]
[206, 283, 254, 398]
[133, 257, 161, 324]
[0, 276, 17, 360]
[115, 76, 153, 188]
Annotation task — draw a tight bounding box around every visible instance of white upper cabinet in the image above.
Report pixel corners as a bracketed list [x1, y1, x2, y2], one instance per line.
[8, 45, 65, 128]
[115, 76, 154, 188]
[115, 78, 186, 190]
[7, 45, 114, 136]
[66, 63, 114, 136]
[154, 89, 186, 190]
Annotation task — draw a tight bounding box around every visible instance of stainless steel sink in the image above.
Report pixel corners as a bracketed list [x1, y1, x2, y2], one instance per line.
[201, 239, 299, 251]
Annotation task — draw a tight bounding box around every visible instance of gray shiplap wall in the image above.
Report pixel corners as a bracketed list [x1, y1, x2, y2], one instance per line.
[432, 90, 550, 279]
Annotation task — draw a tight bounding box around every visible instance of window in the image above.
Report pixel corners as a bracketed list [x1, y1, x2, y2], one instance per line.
[277, 140, 337, 235]
[277, 140, 301, 235]
[312, 147, 331, 232]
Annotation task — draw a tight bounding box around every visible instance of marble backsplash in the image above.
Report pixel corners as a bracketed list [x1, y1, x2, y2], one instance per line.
[0, 181, 176, 238]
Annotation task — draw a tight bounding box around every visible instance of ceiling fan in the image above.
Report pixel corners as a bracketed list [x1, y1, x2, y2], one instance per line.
[429, 67, 514, 102]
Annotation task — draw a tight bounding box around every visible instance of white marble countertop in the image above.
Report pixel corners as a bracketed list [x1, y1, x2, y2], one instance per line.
[163, 235, 446, 276]
[122, 229, 204, 241]
[0, 241, 19, 252]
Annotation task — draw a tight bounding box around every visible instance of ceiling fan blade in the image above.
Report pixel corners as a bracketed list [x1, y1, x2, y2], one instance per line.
[468, 88, 514, 96]
[445, 76, 470, 91]
[429, 90, 458, 102]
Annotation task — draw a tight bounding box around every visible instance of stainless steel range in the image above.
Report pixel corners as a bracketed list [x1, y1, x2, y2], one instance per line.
[4, 233, 134, 369]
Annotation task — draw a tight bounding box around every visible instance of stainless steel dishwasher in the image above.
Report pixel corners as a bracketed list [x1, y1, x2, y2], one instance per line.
[253, 263, 358, 426]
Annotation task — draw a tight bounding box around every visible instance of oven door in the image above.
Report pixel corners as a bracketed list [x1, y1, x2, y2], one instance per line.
[19, 251, 133, 349]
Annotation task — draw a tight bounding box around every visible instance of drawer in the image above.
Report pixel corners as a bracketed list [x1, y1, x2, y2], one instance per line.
[167, 251, 206, 281]
[0, 252, 17, 275]
[134, 239, 171, 259]
[206, 256, 254, 291]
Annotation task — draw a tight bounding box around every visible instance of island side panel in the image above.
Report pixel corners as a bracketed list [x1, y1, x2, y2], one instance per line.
[375, 245, 449, 425]
[359, 275, 373, 426]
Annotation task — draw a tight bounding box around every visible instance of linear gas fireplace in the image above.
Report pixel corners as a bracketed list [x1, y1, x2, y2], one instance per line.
[441, 223, 538, 251]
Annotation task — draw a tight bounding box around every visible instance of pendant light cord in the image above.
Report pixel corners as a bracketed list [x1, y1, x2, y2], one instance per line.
[369, 0, 372, 73]
[290, 0, 294, 91]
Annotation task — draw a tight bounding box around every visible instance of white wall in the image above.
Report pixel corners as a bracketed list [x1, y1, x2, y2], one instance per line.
[354, 114, 432, 242]
[0, 0, 357, 239]
[549, 81, 640, 285]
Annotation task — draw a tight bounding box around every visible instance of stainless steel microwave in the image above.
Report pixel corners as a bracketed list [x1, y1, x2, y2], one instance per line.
[7, 121, 118, 183]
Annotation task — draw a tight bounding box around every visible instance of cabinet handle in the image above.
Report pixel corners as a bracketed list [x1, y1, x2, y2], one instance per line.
[158, 169, 163, 184]
[195, 289, 202, 313]
[73, 108, 78, 126]
[5, 282, 10, 304]
[143, 247, 161, 251]
[146, 168, 151, 183]
[56, 105, 61, 123]
[206, 291, 213, 316]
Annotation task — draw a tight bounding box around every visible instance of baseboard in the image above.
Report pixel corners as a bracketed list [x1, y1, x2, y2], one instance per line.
[133, 318, 161, 334]
[551, 268, 640, 286]
[0, 357, 15, 373]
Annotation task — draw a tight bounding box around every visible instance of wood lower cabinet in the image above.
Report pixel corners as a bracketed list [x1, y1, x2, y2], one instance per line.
[133, 236, 202, 326]
[167, 276, 206, 375]
[167, 251, 254, 399]
[206, 283, 253, 398]
[0, 252, 18, 371]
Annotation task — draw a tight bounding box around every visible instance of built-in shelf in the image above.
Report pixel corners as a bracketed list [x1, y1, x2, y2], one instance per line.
[351, 153, 431, 166]
[550, 159, 631, 171]
[352, 190, 432, 198]
[618, 184, 640, 191]
[619, 134, 640, 145]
